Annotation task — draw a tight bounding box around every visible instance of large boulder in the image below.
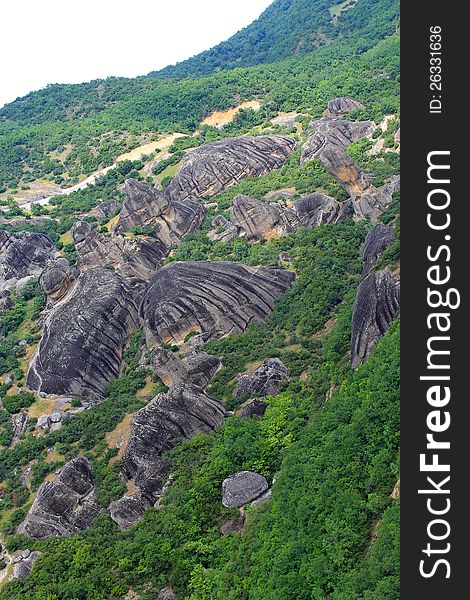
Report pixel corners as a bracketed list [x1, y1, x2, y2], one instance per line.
[140, 261, 295, 346]
[230, 195, 297, 241]
[114, 179, 206, 246]
[327, 97, 365, 116]
[152, 347, 221, 389]
[165, 136, 297, 202]
[234, 358, 288, 399]
[72, 221, 166, 282]
[39, 258, 78, 302]
[109, 495, 148, 531]
[361, 224, 395, 276]
[27, 269, 139, 401]
[0, 230, 58, 289]
[122, 383, 226, 502]
[294, 193, 353, 227]
[18, 457, 100, 539]
[221, 471, 269, 508]
[351, 271, 400, 368]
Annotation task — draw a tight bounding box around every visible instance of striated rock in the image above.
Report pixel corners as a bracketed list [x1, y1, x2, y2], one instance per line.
[0, 230, 58, 288]
[18, 457, 100, 539]
[115, 179, 206, 246]
[165, 136, 297, 202]
[39, 258, 78, 302]
[234, 358, 288, 399]
[140, 261, 295, 346]
[207, 215, 238, 243]
[351, 271, 400, 368]
[236, 397, 268, 418]
[327, 97, 364, 116]
[11, 550, 42, 580]
[122, 383, 226, 502]
[294, 193, 353, 227]
[230, 195, 297, 241]
[28, 269, 139, 401]
[222, 471, 269, 508]
[109, 495, 147, 531]
[152, 347, 221, 389]
[362, 224, 395, 276]
[72, 220, 166, 282]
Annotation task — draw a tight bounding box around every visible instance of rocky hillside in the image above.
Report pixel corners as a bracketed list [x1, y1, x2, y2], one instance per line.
[0, 0, 400, 598]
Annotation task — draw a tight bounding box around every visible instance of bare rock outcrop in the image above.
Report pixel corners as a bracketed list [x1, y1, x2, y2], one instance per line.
[236, 397, 268, 418]
[165, 135, 297, 202]
[11, 550, 42, 580]
[234, 358, 288, 399]
[230, 195, 297, 241]
[361, 224, 395, 276]
[0, 230, 58, 289]
[294, 193, 353, 227]
[152, 347, 221, 389]
[39, 258, 78, 302]
[115, 179, 206, 246]
[72, 221, 166, 282]
[0, 289, 13, 314]
[327, 97, 364, 116]
[221, 471, 269, 508]
[89, 199, 121, 220]
[140, 261, 295, 346]
[121, 383, 227, 502]
[18, 457, 100, 539]
[351, 270, 400, 368]
[27, 268, 139, 401]
[207, 215, 239, 243]
[109, 495, 148, 531]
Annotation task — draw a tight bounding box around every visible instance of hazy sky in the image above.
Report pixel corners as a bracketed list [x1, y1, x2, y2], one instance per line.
[0, 0, 273, 108]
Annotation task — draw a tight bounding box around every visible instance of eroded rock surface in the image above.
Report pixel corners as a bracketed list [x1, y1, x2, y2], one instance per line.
[109, 495, 148, 531]
[236, 397, 268, 418]
[11, 550, 42, 580]
[0, 230, 58, 288]
[18, 457, 100, 539]
[221, 471, 269, 508]
[351, 271, 400, 368]
[39, 258, 78, 302]
[28, 269, 139, 401]
[234, 358, 288, 399]
[115, 179, 206, 246]
[72, 221, 166, 282]
[140, 261, 295, 346]
[152, 347, 221, 389]
[327, 97, 364, 116]
[362, 224, 395, 276]
[294, 193, 353, 227]
[165, 135, 297, 202]
[122, 383, 226, 502]
[230, 195, 297, 241]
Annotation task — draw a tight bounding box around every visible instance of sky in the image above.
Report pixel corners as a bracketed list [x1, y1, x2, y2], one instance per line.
[0, 0, 273, 108]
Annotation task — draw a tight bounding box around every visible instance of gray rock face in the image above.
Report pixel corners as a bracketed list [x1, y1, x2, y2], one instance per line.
[351, 271, 400, 368]
[294, 193, 353, 227]
[72, 221, 165, 282]
[11, 550, 42, 580]
[11, 412, 28, 445]
[230, 195, 297, 241]
[236, 397, 268, 418]
[362, 224, 395, 276]
[115, 179, 206, 247]
[0, 289, 13, 314]
[27, 269, 139, 401]
[140, 261, 295, 346]
[0, 230, 58, 287]
[327, 97, 364, 116]
[18, 457, 100, 539]
[39, 258, 78, 302]
[300, 116, 399, 222]
[165, 136, 297, 202]
[207, 215, 239, 243]
[221, 471, 269, 508]
[90, 199, 121, 220]
[152, 347, 221, 389]
[234, 358, 288, 399]
[109, 495, 147, 531]
[122, 383, 226, 501]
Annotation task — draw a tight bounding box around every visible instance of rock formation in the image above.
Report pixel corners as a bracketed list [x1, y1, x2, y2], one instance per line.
[294, 193, 353, 227]
[236, 397, 268, 418]
[140, 261, 295, 346]
[152, 347, 221, 389]
[27, 268, 139, 401]
[230, 195, 297, 241]
[39, 258, 78, 302]
[361, 224, 395, 276]
[11, 550, 42, 580]
[0, 289, 13, 314]
[234, 358, 289, 399]
[221, 471, 269, 508]
[72, 220, 166, 282]
[351, 270, 400, 368]
[121, 383, 227, 503]
[90, 199, 121, 220]
[207, 215, 239, 243]
[18, 457, 100, 539]
[0, 230, 58, 289]
[115, 179, 206, 246]
[109, 495, 148, 531]
[327, 97, 364, 116]
[165, 135, 297, 202]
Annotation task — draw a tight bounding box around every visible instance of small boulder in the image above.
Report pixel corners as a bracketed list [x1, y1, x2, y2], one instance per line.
[222, 471, 269, 508]
[234, 358, 288, 399]
[236, 398, 268, 418]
